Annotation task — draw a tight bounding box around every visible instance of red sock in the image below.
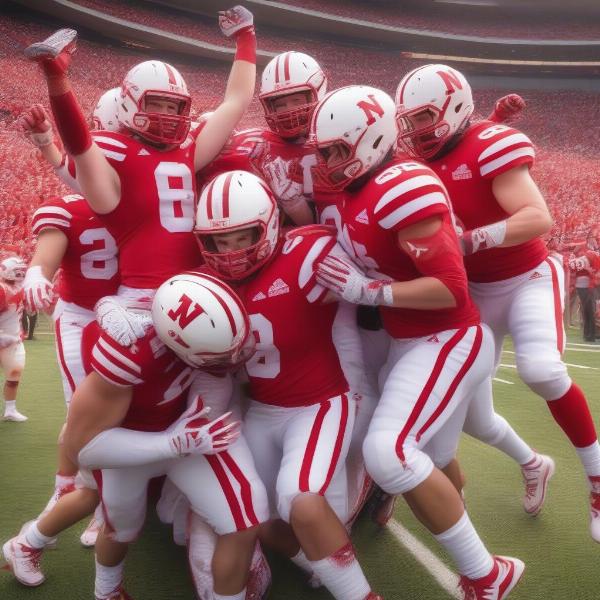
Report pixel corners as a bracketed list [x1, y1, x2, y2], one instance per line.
[547, 383, 597, 448]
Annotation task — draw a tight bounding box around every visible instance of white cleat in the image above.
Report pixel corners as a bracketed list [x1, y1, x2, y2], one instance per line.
[1, 536, 45, 586]
[80, 517, 101, 548]
[24, 28, 77, 60]
[3, 410, 28, 422]
[521, 454, 555, 516]
[459, 555, 525, 600]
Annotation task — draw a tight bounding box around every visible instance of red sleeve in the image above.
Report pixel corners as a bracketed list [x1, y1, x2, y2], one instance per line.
[31, 197, 75, 236]
[0, 285, 7, 312]
[473, 122, 535, 180]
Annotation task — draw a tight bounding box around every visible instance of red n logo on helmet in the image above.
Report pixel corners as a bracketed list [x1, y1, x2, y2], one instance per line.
[168, 294, 205, 328]
[437, 70, 463, 96]
[357, 95, 384, 125]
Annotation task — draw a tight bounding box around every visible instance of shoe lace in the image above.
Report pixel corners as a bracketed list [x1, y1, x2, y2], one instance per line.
[590, 492, 600, 512]
[22, 545, 42, 572]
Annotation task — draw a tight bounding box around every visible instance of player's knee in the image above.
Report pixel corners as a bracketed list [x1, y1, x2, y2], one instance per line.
[363, 432, 433, 494]
[517, 356, 570, 400]
[5, 378, 20, 388]
[288, 493, 329, 530]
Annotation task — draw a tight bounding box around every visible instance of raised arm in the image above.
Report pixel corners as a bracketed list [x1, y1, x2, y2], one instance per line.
[195, 6, 257, 171]
[25, 29, 120, 213]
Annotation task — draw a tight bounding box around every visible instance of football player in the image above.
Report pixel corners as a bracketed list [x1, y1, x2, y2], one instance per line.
[310, 85, 524, 600]
[23, 4, 256, 295]
[395, 64, 600, 540]
[2, 273, 268, 600]
[0, 256, 27, 422]
[194, 170, 381, 600]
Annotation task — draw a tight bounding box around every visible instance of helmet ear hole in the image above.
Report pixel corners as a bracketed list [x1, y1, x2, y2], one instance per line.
[373, 135, 383, 150]
[455, 103, 463, 113]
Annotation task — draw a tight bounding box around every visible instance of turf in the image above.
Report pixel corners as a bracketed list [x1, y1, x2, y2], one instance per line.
[1, 328, 599, 599]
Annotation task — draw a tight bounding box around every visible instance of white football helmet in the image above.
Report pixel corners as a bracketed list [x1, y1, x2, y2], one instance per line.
[0, 256, 27, 283]
[310, 85, 397, 191]
[117, 60, 191, 145]
[194, 170, 280, 281]
[152, 271, 254, 370]
[395, 64, 474, 160]
[260, 51, 327, 139]
[91, 87, 120, 132]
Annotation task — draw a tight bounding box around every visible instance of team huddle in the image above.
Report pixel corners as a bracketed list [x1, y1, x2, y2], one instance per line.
[2, 5, 600, 600]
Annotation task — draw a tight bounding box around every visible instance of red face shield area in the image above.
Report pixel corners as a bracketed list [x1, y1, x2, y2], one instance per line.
[261, 90, 316, 139]
[191, 334, 257, 374]
[311, 140, 361, 192]
[396, 105, 450, 160]
[133, 91, 192, 145]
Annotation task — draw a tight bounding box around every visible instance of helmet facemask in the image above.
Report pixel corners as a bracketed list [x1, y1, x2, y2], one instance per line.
[396, 104, 455, 160]
[261, 87, 317, 139]
[312, 139, 363, 192]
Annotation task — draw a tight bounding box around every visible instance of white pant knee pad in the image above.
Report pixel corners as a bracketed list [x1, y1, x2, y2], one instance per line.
[363, 431, 434, 495]
[517, 358, 571, 400]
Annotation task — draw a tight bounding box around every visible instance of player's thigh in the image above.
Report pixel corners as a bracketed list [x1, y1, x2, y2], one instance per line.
[54, 314, 90, 402]
[168, 436, 269, 535]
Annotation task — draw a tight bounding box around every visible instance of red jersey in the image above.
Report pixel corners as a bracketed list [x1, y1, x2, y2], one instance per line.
[237, 227, 348, 408]
[82, 322, 196, 432]
[198, 128, 318, 200]
[31, 195, 120, 310]
[0, 282, 24, 337]
[428, 121, 547, 282]
[329, 159, 479, 339]
[69, 131, 202, 289]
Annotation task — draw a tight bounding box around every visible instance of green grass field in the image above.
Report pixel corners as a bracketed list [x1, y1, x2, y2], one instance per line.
[1, 325, 599, 599]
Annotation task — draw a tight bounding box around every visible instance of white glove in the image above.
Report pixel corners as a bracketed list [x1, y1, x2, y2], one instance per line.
[96, 295, 153, 347]
[168, 398, 241, 457]
[218, 5, 254, 37]
[0, 334, 19, 349]
[316, 255, 394, 306]
[23, 266, 56, 312]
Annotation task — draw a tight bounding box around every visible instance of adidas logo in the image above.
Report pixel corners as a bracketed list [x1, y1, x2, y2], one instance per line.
[252, 291, 267, 301]
[355, 209, 369, 225]
[451, 163, 472, 181]
[138, 148, 150, 156]
[268, 278, 289, 297]
[529, 271, 543, 280]
[427, 334, 440, 343]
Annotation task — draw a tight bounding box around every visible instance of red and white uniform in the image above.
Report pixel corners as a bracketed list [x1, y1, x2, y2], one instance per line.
[237, 228, 355, 522]
[331, 159, 494, 494]
[429, 121, 569, 401]
[78, 323, 268, 543]
[31, 195, 120, 403]
[0, 282, 25, 380]
[198, 127, 317, 204]
[67, 131, 202, 291]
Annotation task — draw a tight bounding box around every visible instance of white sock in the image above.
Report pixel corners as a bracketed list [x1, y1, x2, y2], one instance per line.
[214, 591, 245, 600]
[55, 473, 76, 491]
[309, 542, 371, 600]
[434, 512, 494, 579]
[4, 400, 16, 412]
[24, 521, 53, 549]
[94, 558, 125, 599]
[576, 442, 600, 479]
[291, 549, 313, 574]
[488, 416, 535, 465]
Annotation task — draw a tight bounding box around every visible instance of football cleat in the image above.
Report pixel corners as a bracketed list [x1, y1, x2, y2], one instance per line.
[521, 454, 555, 516]
[364, 594, 384, 600]
[24, 28, 77, 61]
[1, 535, 45, 586]
[80, 517, 101, 548]
[96, 587, 132, 600]
[589, 476, 600, 542]
[369, 486, 397, 528]
[246, 546, 272, 599]
[3, 409, 28, 422]
[459, 556, 525, 600]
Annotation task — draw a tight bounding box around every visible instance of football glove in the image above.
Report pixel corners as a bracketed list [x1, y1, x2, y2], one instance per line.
[96, 295, 153, 347]
[23, 266, 56, 312]
[218, 5, 254, 37]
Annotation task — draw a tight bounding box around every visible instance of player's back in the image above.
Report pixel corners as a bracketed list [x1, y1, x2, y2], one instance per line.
[428, 120, 547, 282]
[32, 195, 120, 310]
[239, 227, 348, 407]
[82, 322, 196, 432]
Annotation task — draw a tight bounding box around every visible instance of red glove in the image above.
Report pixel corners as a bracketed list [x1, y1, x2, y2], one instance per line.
[489, 94, 526, 124]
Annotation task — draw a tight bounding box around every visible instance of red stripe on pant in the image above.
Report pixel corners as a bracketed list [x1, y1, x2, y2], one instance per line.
[395, 328, 468, 463]
[91, 470, 116, 536]
[206, 454, 247, 531]
[299, 400, 331, 492]
[220, 451, 260, 526]
[319, 394, 350, 494]
[55, 317, 76, 394]
[416, 326, 483, 442]
[545, 258, 564, 353]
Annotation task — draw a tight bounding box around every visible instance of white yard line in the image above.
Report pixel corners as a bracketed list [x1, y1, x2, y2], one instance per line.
[564, 347, 600, 354]
[567, 342, 600, 348]
[493, 377, 515, 385]
[387, 519, 461, 599]
[565, 363, 599, 370]
[499, 363, 516, 369]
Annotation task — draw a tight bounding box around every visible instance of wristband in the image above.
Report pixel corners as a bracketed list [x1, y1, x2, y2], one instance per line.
[50, 91, 92, 155]
[234, 27, 256, 63]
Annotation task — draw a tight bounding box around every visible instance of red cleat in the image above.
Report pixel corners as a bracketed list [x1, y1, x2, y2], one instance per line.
[459, 556, 525, 600]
